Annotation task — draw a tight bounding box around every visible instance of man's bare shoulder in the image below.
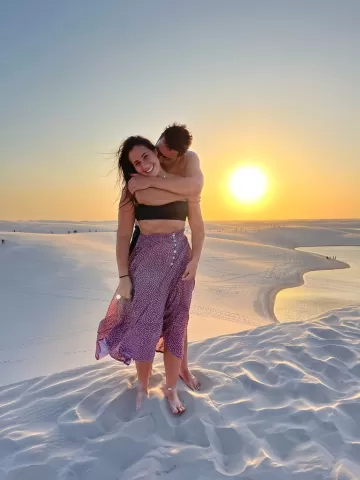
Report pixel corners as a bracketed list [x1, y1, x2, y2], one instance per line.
[165, 151, 200, 176]
[184, 150, 200, 161]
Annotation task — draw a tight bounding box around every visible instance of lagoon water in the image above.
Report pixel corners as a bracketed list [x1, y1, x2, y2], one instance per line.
[275, 246, 360, 322]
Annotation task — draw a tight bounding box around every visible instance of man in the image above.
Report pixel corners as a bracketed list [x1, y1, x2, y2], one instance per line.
[128, 124, 203, 203]
[127, 123, 204, 390]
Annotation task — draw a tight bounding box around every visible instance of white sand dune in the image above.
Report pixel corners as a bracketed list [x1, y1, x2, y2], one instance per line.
[1, 310, 360, 479]
[1, 219, 360, 478]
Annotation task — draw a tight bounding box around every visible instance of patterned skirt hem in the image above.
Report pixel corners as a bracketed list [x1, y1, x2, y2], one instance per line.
[95, 338, 132, 366]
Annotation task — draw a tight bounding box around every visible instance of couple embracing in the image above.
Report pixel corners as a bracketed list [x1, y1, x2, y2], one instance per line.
[95, 124, 205, 414]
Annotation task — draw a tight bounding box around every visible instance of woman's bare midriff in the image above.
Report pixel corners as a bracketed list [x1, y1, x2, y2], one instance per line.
[138, 219, 185, 235]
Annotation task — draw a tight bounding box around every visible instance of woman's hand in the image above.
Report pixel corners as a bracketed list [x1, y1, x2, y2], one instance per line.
[182, 259, 199, 281]
[118, 276, 133, 300]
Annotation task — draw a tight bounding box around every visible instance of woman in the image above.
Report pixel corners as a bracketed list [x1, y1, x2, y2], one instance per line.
[95, 136, 205, 414]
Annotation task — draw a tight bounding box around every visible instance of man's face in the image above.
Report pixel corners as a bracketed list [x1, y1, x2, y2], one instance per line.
[155, 137, 179, 163]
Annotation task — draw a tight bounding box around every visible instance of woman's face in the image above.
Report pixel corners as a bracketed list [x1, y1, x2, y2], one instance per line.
[128, 146, 161, 176]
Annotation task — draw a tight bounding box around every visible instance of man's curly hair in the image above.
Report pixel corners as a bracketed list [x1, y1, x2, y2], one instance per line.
[160, 123, 193, 155]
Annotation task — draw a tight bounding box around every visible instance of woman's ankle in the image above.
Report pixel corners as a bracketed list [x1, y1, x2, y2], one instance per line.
[163, 384, 177, 394]
[137, 381, 148, 393]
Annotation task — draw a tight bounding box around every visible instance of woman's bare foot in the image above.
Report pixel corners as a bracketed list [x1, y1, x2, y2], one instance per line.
[179, 368, 200, 391]
[136, 385, 148, 411]
[162, 387, 186, 415]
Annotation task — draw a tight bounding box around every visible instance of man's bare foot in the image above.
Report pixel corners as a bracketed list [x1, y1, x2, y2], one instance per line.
[179, 368, 200, 391]
[162, 387, 185, 415]
[136, 385, 148, 411]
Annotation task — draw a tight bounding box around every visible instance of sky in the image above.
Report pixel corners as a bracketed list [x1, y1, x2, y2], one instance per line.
[1, 0, 360, 221]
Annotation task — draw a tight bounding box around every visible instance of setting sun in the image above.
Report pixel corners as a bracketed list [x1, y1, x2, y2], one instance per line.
[229, 166, 268, 204]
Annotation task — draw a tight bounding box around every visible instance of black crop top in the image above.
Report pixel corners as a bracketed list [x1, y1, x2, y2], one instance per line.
[135, 201, 188, 221]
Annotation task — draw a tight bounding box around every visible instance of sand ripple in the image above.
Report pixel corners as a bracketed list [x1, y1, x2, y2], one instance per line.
[1, 310, 360, 479]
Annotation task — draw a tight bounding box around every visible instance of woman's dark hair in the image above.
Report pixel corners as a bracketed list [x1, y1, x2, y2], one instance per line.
[117, 136, 156, 185]
[160, 123, 192, 155]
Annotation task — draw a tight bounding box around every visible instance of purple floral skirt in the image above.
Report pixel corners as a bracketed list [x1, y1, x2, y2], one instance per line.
[95, 230, 194, 364]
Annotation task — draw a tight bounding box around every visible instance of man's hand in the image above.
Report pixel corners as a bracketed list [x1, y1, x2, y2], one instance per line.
[128, 174, 152, 195]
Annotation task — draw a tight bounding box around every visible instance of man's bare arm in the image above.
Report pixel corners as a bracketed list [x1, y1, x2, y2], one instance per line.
[135, 188, 186, 205]
[146, 151, 203, 197]
[184, 151, 204, 192]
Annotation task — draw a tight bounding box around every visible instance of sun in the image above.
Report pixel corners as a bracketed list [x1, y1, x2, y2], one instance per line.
[229, 165, 268, 204]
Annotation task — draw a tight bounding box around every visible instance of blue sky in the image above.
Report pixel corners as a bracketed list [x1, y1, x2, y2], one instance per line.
[1, 0, 360, 220]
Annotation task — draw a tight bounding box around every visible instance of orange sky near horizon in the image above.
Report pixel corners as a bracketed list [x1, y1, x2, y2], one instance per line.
[2, 119, 359, 222]
[1, 1, 360, 222]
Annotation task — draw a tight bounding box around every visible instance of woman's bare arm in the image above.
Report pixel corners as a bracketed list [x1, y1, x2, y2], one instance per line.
[116, 188, 135, 276]
[187, 200, 205, 264]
